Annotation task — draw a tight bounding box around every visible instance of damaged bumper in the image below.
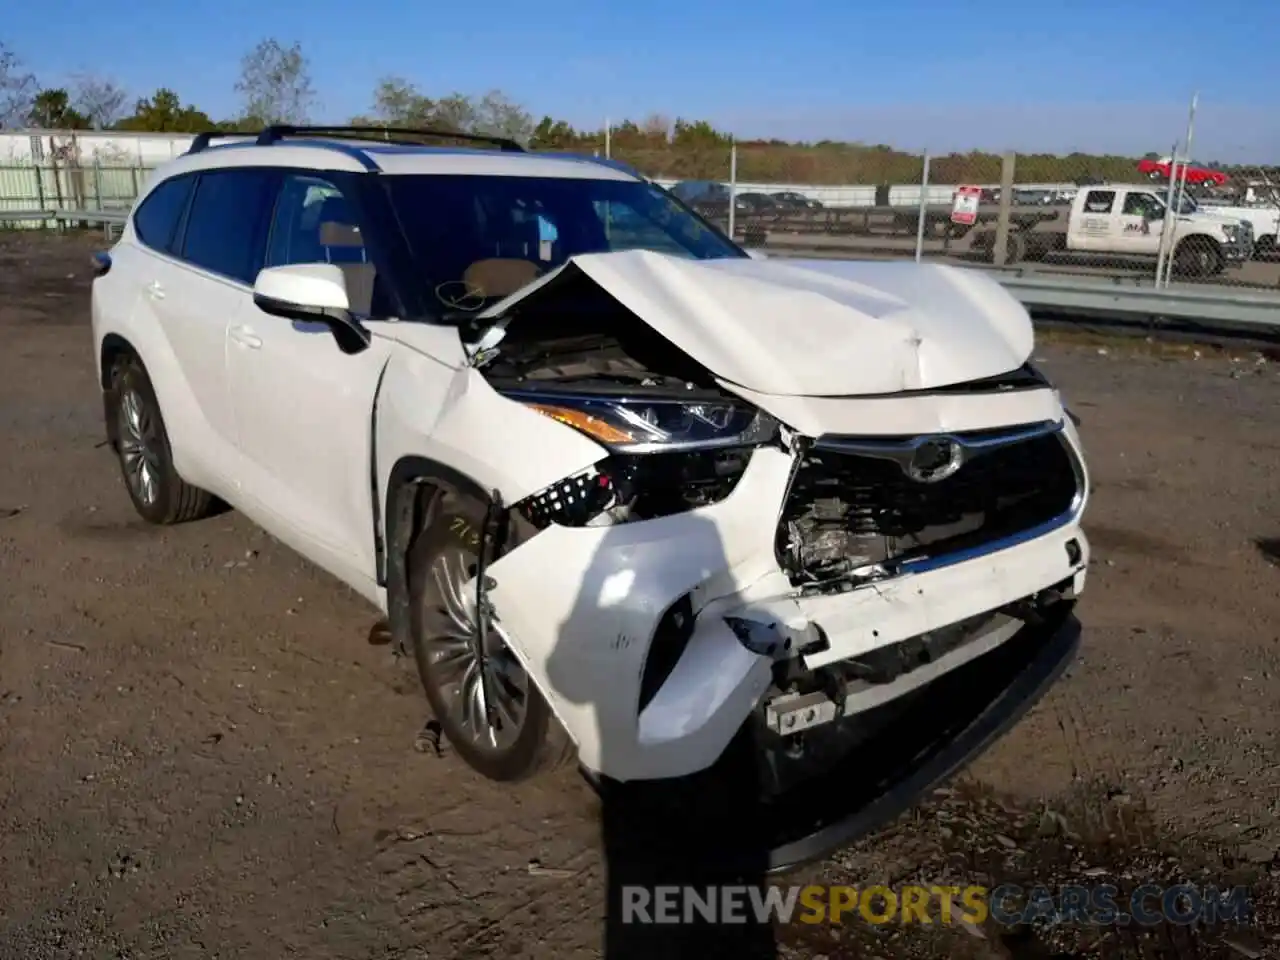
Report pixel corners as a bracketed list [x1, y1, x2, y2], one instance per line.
[603, 602, 1082, 876]
[484, 416, 1089, 784]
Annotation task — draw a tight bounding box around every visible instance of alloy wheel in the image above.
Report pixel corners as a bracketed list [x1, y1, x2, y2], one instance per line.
[425, 548, 530, 752]
[118, 389, 162, 506]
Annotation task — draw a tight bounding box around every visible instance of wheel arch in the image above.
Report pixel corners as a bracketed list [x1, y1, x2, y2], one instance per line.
[381, 456, 496, 659]
[99, 332, 141, 449]
[1174, 233, 1224, 276]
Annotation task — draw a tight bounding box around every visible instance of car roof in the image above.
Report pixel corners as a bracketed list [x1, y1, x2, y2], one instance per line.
[148, 136, 641, 183]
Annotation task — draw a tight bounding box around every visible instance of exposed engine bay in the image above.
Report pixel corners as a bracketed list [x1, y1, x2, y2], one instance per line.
[476, 267, 725, 396]
[476, 268, 768, 528]
[477, 264, 1079, 590]
[776, 429, 1079, 588]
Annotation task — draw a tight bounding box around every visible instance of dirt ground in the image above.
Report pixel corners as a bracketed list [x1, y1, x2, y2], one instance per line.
[1, 231, 1279, 960]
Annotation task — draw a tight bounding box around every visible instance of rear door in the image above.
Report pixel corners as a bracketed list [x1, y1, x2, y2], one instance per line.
[160, 167, 278, 488]
[1072, 189, 1117, 252]
[126, 169, 273, 491]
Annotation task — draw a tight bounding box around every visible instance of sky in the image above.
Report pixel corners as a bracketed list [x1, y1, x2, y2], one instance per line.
[7, 0, 1280, 162]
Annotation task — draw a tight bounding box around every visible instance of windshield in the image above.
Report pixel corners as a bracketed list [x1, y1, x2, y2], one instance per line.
[1159, 193, 1197, 215]
[382, 174, 745, 316]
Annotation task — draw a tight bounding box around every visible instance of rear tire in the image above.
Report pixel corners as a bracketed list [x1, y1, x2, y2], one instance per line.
[407, 490, 574, 782]
[106, 352, 214, 525]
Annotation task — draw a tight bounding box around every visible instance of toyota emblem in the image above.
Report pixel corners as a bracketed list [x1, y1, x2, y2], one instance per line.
[906, 437, 965, 483]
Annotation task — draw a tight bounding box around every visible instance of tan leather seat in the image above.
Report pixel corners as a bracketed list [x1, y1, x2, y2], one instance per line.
[462, 258, 541, 298]
[318, 220, 378, 315]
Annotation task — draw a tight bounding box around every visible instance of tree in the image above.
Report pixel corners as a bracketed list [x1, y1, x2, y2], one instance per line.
[471, 90, 533, 143]
[234, 38, 315, 125]
[529, 115, 577, 149]
[26, 88, 89, 129]
[357, 76, 436, 127]
[355, 80, 532, 142]
[114, 88, 215, 132]
[70, 74, 128, 129]
[0, 41, 37, 128]
[641, 113, 672, 139]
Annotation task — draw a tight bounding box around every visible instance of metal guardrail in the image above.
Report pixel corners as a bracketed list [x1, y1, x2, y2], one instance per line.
[4, 206, 1280, 339]
[0, 207, 127, 240]
[996, 271, 1280, 337]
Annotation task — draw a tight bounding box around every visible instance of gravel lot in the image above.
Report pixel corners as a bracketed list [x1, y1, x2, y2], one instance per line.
[1, 231, 1278, 959]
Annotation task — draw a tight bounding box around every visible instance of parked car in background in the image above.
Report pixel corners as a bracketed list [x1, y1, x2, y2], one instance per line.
[1136, 156, 1230, 187]
[771, 191, 823, 210]
[669, 179, 730, 206]
[668, 179, 732, 219]
[1192, 196, 1280, 257]
[1013, 189, 1057, 206]
[735, 192, 778, 214]
[973, 183, 1253, 275]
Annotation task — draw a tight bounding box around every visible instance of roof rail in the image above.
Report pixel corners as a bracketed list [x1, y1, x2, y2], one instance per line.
[187, 130, 254, 154]
[255, 125, 526, 153]
[538, 152, 644, 179]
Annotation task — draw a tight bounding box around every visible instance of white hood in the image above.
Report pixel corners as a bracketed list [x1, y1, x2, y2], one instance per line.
[483, 250, 1035, 398]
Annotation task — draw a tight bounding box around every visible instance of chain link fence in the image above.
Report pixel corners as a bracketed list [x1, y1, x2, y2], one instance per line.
[655, 146, 1280, 294]
[1, 105, 1277, 295]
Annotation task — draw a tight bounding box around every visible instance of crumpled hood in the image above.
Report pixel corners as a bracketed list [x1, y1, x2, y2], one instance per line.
[482, 249, 1035, 398]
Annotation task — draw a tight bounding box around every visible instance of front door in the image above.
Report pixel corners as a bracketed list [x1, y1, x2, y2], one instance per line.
[226, 172, 394, 582]
[1115, 191, 1164, 255]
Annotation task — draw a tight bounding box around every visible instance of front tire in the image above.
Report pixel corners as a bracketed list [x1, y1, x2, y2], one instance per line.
[107, 353, 214, 525]
[407, 490, 573, 781]
[1173, 237, 1222, 278]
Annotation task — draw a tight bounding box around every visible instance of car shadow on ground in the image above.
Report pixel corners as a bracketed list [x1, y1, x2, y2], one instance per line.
[544, 511, 779, 959]
[1254, 537, 1280, 567]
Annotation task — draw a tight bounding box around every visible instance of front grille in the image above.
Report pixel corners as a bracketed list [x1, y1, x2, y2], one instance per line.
[776, 427, 1079, 583]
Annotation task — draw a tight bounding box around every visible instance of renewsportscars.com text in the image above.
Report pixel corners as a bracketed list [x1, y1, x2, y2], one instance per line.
[621, 883, 1253, 927]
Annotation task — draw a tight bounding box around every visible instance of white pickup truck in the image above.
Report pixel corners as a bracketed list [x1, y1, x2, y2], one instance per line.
[979, 183, 1255, 276]
[1194, 198, 1280, 257]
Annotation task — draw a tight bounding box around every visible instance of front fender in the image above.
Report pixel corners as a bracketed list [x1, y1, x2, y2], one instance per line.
[373, 344, 607, 656]
[374, 350, 607, 515]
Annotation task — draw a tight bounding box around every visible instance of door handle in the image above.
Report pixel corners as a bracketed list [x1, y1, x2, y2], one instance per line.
[146, 280, 165, 301]
[229, 325, 263, 349]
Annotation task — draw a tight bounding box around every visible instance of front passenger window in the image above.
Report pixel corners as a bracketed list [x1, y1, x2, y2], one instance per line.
[1122, 193, 1161, 218]
[266, 175, 383, 317]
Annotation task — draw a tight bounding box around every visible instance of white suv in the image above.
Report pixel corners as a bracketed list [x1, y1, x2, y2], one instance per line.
[91, 126, 1091, 868]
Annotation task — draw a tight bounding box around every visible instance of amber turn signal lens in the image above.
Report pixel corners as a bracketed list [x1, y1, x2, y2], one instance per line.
[527, 404, 635, 445]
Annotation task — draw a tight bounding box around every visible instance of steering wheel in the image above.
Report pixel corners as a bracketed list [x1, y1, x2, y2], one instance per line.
[434, 280, 488, 312]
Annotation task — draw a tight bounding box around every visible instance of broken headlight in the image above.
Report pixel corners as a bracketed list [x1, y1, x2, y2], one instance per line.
[510, 392, 779, 454]
[507, 392, 780, 528]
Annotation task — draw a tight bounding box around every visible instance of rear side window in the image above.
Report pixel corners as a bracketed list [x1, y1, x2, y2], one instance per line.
[133, 175, 194, 253]
[180, 169, 278, 284]
[1083, 190, 1116, 214]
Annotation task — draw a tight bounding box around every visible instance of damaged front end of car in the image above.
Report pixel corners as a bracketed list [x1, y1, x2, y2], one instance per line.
[460, 251, 1089, 870]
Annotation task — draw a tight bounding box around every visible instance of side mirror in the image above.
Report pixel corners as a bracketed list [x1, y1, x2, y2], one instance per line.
[252, 264, 371, 355]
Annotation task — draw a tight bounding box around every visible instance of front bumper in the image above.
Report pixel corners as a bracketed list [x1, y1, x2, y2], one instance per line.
[485, 419, 1089, 784]
[600, 603, 1082, 876]
[1224, 225, 1255, 262]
